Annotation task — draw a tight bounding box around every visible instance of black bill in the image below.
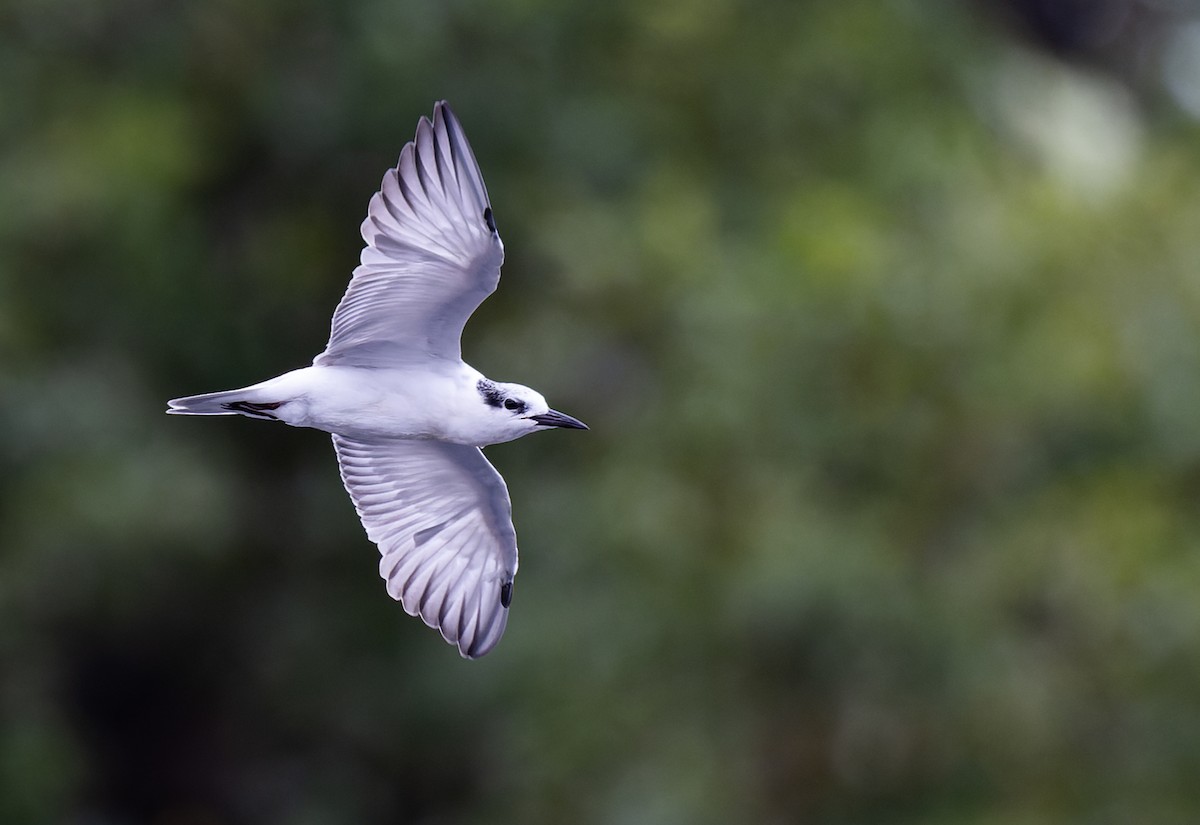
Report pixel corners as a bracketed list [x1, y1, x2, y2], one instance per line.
[529, 409, 588, 430]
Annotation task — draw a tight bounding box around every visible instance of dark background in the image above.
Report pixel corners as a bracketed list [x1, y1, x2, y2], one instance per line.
[4, 0, 1200, 822]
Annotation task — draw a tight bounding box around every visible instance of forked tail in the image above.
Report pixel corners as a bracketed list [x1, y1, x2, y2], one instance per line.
[167, 389, 284, 421]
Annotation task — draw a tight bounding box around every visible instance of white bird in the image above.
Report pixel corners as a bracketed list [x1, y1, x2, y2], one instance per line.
[167, 101, 587, 659]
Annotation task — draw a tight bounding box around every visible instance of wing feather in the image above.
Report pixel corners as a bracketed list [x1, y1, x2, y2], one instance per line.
[316, 101, 503, 367]
[332, 435, 518, 658]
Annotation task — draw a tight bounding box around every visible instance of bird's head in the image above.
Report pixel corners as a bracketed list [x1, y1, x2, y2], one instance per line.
[475, 379, 587, 444]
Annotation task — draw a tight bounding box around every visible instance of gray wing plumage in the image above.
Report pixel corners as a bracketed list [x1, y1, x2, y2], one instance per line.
[332, 435, 518, 658]
[316, 101, 504, 367]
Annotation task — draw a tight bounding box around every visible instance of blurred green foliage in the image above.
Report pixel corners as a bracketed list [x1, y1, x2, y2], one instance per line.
[4, 0, 1200, 822]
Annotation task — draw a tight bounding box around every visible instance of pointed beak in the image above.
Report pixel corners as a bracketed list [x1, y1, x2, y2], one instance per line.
[529, 409, 588, 430]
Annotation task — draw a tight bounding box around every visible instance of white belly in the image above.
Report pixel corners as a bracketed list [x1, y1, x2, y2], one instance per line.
[262, 364, 468, 441]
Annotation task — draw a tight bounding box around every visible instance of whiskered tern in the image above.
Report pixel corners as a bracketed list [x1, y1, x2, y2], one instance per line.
[168, 101, 587, 658]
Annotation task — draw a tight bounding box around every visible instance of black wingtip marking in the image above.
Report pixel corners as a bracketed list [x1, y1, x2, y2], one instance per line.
[500, 580, 513, 608]
[483, 206, 496, 234]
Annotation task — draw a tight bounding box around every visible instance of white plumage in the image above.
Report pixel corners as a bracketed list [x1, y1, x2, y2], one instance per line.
[168, 102, 586, 658]
[318, 102, 502, 367]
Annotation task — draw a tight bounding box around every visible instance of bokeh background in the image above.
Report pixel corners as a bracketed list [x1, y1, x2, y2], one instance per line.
[4, 0, 1200, 822]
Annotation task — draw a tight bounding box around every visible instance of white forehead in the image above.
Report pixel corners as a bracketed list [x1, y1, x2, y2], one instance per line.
[502, 382, 547, 408]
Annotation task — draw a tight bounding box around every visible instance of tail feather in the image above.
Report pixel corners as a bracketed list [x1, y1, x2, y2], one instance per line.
[167, 389, 283, 420]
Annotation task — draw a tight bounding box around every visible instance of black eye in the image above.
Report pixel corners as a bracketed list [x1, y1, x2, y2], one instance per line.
[503, 398, 520, 411]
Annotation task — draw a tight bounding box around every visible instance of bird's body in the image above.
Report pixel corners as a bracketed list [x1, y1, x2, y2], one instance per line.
[168, 102, 586, 658]
[178, 362, 537, 445]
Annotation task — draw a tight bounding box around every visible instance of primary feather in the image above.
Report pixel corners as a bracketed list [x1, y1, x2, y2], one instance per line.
[316, 104, 504, 367]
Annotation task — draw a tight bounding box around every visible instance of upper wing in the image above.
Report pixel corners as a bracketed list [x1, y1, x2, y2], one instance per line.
[332, 435, 518, 658]
[315, 101, 504, 367]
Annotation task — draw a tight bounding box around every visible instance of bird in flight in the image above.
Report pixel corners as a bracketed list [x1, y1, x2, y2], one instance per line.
[168, 101, 587, 658]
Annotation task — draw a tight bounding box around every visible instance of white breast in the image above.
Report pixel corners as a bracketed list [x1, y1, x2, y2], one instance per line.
[258, 364, 471, 440]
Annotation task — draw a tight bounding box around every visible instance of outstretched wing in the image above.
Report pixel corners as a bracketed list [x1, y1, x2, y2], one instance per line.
[332, 435, 518, 658]
[316, 101, 504, 367]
